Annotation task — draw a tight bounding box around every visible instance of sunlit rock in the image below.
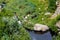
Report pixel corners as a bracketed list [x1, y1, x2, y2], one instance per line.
[56, 21, 60, 28]
[34, 24, 49, 31]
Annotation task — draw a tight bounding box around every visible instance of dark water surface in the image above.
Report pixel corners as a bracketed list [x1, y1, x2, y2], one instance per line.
[25, 27, 52, 40]
[29, 31, 52, 40]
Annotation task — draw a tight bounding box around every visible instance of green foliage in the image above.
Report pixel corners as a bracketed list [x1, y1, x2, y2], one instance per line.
[0, 0, 60, 40]
[48, 0, 57, 13]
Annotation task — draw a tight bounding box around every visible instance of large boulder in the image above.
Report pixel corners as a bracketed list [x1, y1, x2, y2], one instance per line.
[34, 24, 49, 31]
